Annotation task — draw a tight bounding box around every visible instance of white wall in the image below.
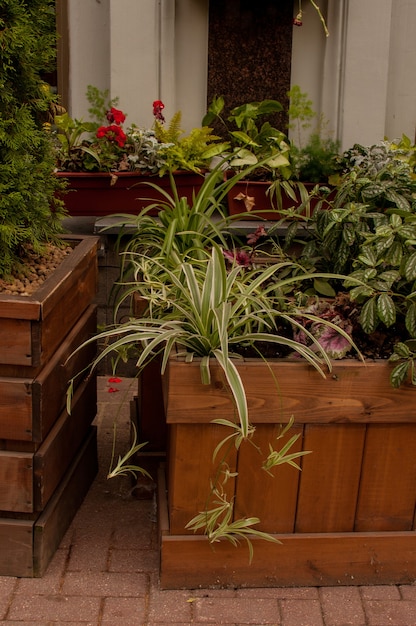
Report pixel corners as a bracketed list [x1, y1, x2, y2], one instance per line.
[385, 0, 416, 142]
[67, 0, 110, 118]
[66, 0, 208, 131]
[66, 0, 416, 146]
[292, 0, 416, 150]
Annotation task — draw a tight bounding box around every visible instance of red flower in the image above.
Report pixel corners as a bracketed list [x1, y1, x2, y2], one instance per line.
[108, 376, 122, 383]
[108, 387, 120, 393]
[96, 125, 108, 138]
[153, 100, 165, 123]
[106, 107, 126, 125]
[96, 124, 127, 148]
[293, 11, 303, 27]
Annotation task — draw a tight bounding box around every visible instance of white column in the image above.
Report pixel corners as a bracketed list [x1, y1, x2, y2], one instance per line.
[385, 0, 416, 142]
[293, 0, 416, 150]
[109, 0, 161, 128]
[174, 0, 209, 130]
[339, 0, 394, 148]
[67, 0, 110, 118]
[290, 0, 330, 145]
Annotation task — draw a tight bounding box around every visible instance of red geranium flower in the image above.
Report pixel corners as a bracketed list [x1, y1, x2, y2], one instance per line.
[96, 125, 108, 139]
[106, 107, 126, 125]
[96, 124, 127, 148]
[153, 100, 165, 123]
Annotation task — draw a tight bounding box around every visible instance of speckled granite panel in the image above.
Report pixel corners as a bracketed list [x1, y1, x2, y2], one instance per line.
[207, 0, 293, 131]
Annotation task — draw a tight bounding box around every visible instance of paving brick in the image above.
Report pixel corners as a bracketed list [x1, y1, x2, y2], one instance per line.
[147, 590, 194, 623]
[7, 594, 101, 622]
[109, 548, 159, 573]
[0, 578, 16, 620]
[111, 504, 155, 550]
[360, 585, 402, 600]
[236, 587, 320, 600]
[101, 596, 146, 624]
[279, 599, 323, 626]
[365, 599, 416, 625]
[61, 571, 147, 597]
[194, 597, 280, 624]
[149, 623, 192, 626]
[320, 587, 366, 625]
[15, 549, 67, 596]
[0, 622, 54, 626]
[399, 584, 416, 600]
[2, 378, 416, 626]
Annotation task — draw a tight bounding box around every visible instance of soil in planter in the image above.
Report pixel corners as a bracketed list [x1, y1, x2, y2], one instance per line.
[236, 294, 407, 362]
[0, 243, 73, 296]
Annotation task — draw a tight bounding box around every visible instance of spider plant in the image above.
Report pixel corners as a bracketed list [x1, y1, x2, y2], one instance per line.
[79, 244, 359, 440]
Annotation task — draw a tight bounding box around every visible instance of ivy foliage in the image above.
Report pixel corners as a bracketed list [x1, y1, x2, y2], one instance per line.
[0, 0, 66, 278]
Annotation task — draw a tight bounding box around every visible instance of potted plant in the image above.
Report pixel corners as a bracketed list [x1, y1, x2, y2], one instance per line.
[74, 143, 416, 589]
[49, 87, 228, 216]
[0, 0, 99, 578]
[203, 87, 340, 220]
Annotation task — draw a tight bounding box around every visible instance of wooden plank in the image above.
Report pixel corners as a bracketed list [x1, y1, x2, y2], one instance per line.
[0, 236, 98, 368]
[355, 424, 416, 531]
[295, 424, 366, 533]
[0, 518, 33, 577]
[0, 377, 33, 440]
[158, 468, 416, 588]
[31, 304, 97, 442]
[34, 374, 96, 510]
[0, 236, 98, 321]
[0, 305, 96, 443]
[165, 358, 416, 425]
[160, 530, 416, 589]
[0, 319, 33, 366]
[234, 423, 303, 533]
[0, 451, 33, 512]
[138, 359, 167, 451]
[33, 426, 98, 577]
[37, 245, 98, 368]
[167, 423, 237, 535]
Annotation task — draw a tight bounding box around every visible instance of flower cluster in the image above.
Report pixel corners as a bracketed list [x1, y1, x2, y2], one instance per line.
[96, 107, 127, 148]
[51, 91, 225, 175]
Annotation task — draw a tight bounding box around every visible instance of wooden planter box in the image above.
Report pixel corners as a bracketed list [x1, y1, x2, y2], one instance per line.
[159, 356, 416, 588]
[56, 170, 205, 216]
[0, 235, 99, 577]
[227, 179, 335, 220]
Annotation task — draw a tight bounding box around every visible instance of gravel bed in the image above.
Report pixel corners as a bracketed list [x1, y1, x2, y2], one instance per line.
[0, 244, 73, 296]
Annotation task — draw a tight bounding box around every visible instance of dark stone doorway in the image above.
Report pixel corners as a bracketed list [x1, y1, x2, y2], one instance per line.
[207, 0, 293, 131]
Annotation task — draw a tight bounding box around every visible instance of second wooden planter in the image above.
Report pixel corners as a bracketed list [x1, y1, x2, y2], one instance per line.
[159, 356, 416, 589]
[0, 235, 99, 577]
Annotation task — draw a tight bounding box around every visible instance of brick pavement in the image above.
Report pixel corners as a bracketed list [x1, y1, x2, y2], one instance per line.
[0, 376, 415, 625]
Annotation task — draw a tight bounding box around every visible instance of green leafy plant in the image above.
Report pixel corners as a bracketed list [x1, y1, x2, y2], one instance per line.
[107, 423, 151, 480]
[0, 0, 67, 278]
[50, 87, 227, 175]
[185, 474, 281, 564]
[389, 340, 416, 387]
[66, 164, 366, 560]
[203, 96, 292, 180]
[284, 134, 416, 384]
[332, 141, 416, 209]
[287, 85, 340, 184]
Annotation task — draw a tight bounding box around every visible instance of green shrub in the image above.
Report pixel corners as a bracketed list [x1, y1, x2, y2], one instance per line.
[0, 0, 66, 278]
